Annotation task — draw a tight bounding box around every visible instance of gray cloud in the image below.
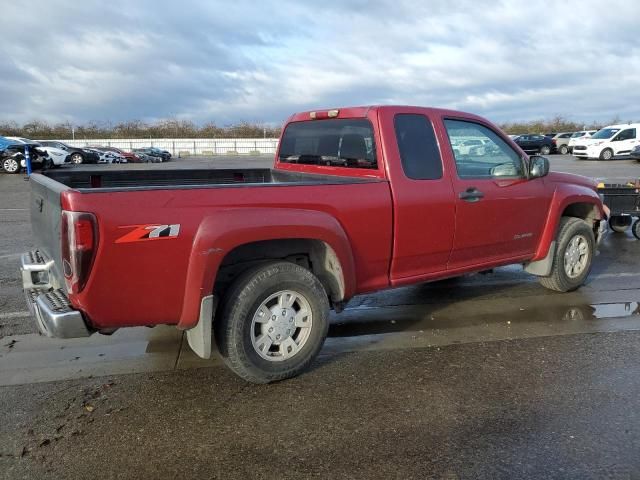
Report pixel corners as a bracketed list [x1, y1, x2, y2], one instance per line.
[1, 0, 639, 126]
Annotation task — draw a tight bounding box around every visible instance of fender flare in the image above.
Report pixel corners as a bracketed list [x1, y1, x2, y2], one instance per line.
[531, 187, 604, 262]
[177, 208, 356, 329]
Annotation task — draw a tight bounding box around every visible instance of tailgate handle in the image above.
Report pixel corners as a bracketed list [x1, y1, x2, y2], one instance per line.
[459, 188, 484, 202]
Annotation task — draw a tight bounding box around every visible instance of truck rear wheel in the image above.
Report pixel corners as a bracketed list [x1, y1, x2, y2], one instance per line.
[215, 261, 330, 384]
[539, 217, 595, 292]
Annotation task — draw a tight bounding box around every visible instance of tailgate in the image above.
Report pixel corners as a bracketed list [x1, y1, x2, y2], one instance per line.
[29, 173, 69, 290]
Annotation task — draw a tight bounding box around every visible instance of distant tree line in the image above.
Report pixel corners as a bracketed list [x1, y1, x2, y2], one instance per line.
[0, 119, 282, 139]
[1, 115, 636, 139]
[499, 115, 632, 135]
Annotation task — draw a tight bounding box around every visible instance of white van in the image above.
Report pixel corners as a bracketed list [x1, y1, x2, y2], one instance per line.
[572, 124, 640, 160]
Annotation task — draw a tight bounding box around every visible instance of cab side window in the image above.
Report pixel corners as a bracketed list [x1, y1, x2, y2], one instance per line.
[444, 119, 525, 179]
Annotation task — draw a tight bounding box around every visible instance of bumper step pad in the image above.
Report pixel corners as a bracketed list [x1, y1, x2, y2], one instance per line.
[22, 250, 91, 339]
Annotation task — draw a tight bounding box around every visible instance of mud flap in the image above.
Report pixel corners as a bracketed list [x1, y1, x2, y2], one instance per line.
[524, 241, 556, 276]
[186, 295, 217, 359]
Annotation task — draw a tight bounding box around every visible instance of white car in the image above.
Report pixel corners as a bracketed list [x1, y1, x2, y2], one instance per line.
[456, 139, 489, 155]
[40, 146, 70, 167]
[572, 124, 640, 160]
[567, 130, 597, 153]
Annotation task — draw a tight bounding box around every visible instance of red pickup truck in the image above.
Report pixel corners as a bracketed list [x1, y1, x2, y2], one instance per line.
[21, 106, 606, 383]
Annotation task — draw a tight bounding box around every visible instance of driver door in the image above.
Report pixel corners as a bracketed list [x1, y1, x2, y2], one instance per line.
[611, 128, 637, 155]
[443, 119, 549, 269]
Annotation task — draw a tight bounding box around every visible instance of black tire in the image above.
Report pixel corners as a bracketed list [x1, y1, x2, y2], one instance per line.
[609, 215, 632, 233]
[599, 148, 613, 161]
[540, 145, 551, 155]
[559, 145, 568, 155]
[215, 261, 330, 384]
[632, 219, 640, 240]
[70, 153, 84, 164]
[539, 217, 595, 292]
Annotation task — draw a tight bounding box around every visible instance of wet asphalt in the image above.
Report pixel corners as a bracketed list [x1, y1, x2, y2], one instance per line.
[1, 154, 640, 479]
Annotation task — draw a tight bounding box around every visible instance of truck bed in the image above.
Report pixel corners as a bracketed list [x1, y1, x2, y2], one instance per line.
[42, 168, 378, 191]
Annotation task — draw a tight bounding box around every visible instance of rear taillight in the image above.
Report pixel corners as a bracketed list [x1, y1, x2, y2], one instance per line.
[61, 211, 98, 294]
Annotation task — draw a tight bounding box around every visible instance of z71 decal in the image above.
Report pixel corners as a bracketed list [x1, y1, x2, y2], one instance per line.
[115, 224, 181, 243]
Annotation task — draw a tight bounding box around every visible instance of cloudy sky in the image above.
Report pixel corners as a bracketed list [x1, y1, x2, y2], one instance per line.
[2, 0, 639, 126]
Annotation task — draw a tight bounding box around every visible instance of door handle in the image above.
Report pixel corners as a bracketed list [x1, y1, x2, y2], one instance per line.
[459, 188, 484, 202]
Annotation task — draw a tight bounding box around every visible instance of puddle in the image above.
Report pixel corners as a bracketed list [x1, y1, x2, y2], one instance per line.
[592, 302, 640, 319]
[329, 301, 640, 338]
[3, 299, 640, 386]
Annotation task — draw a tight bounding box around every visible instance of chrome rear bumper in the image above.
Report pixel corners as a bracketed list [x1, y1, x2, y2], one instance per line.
[21, 250, 91, 338]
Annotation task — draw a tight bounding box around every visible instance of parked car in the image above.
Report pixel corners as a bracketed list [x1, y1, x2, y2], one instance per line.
[567, 130, 597, 153]
[93, 146, 141, 163]
[551, 132, 575, 155]
[9, 137, 72, 167]
[132, 147, 171, 162]
[38, 141, 100, 164]
[132, 149, 162, 163]
[1, 138, 49, 173]
[141, 152, 160, 163]
[573, 124, 640, 160]
[38, 145, 70, 167]
[630, 144, 640, 162]
[513, 134, 553, 155]
[0, 135, 18, 152]
[152, 147, 172, 161]
[454, 139, 488, 155]
[21, 105, 606, 384]
[85, 147, 127, 164]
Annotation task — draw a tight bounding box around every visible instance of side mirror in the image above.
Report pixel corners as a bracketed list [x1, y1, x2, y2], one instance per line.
[529, 155, 549, 179]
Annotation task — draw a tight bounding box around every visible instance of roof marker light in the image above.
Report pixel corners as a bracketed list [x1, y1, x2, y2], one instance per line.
[309, 110, 339, 120]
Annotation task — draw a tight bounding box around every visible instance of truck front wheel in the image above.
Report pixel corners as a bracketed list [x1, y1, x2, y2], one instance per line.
[215, 261, 330, 384]
[539, 217, 595, 292]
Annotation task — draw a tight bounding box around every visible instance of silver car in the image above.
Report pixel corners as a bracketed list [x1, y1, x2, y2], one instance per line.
[551, 132, 574, 155]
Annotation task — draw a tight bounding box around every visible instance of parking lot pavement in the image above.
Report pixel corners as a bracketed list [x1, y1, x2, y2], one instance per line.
[2, 332, 640, 479]
[1, 153, 640, 478]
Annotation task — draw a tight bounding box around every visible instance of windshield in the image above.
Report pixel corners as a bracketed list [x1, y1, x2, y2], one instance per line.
[570, 132, 585, 138]
[278, 118, 377, 169]
[591, 128, 621, 140]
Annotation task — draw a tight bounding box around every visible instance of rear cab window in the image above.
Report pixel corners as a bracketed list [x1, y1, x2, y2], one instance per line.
[393, 114, 443, 180]
[278, 119, 377, 169]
